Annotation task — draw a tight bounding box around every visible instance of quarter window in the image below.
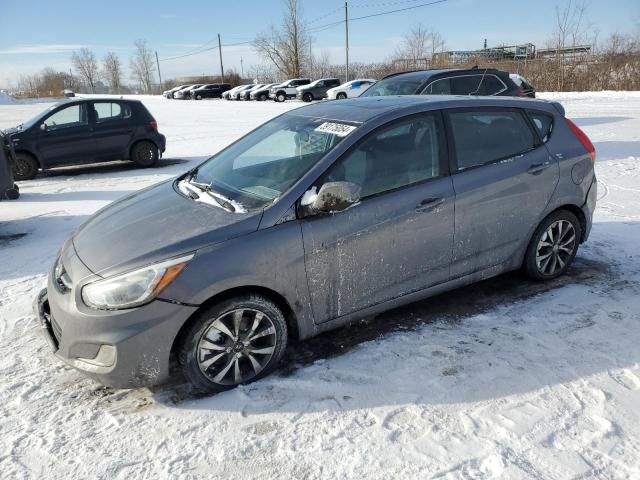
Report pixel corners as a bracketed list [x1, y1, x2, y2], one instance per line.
[43, 104, 87, 130]
[527, 111, 554, 142]
[481, 75, 506, 95]
[423, 78, 451, 95]
[322, 114, 442, 198]
[450, 75, 483, 95]
[448, 110, 535, 170]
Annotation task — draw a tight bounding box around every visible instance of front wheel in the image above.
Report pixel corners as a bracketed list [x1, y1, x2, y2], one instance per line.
[178, 295, 288, 393]
[523, 210, 582, 280]
[275, 92, 286, 103]
[303, 92, 313, 102]
[195, 94, 202, 100]
[13, 153, 39, 180]
[336, 92, 347, 100]
[258, 94, 267, 101]
[131, 141, 159, 167]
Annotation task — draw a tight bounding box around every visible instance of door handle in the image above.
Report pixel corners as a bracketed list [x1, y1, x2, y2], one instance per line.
[527, 162, 551, 175]
[416, 197, 444, 212]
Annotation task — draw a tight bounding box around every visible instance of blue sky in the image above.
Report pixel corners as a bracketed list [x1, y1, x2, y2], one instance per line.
[0, 0, 638, 87]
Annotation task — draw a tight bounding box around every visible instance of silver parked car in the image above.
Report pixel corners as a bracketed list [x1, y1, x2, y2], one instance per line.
[35, 95, 597, 392]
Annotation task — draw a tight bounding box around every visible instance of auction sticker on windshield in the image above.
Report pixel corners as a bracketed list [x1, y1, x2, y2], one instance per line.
[314, 122, 357, 137]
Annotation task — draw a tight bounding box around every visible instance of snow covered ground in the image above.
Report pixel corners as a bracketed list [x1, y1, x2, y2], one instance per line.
[1, 93, 639, 479]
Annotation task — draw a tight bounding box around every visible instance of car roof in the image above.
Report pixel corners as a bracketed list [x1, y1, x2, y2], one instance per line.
[287, 95, 559, 123]
[382, 68, 504, 82]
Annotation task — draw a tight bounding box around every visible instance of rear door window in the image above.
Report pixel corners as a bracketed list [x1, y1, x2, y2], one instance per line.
[481, 75, 506, 95]
[447, 109, 536, 170]
[527, 111, 554, 142]
[93, 102, 131, 123]
[450, 75, 483, 95]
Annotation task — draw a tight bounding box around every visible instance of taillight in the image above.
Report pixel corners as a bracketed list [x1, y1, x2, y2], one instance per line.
[565, 117, 595, 162]
[150, 120, 158, 132]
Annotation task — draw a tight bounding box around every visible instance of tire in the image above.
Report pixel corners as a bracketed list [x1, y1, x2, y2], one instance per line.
[258, 94, 267, 101]
[13, 152, 38, 180]
[131, 141, 159, 168]
[195, 95, 202, 100]
[303, 92, 313, 102]
[5, 187, 19, 200]
[275, 92, 286, 103]
[177, 294, 288, 393]
[523, 210, 582, 280]
[336, 92, 347, 100]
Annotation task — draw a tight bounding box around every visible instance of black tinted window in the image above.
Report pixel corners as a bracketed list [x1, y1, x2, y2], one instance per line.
[481, 75, 505, 95]
[448, 110, 535, 170]
[423, 78, 451, 95]
[322, 114, 442, 198]
[528, 111, 553, 142]
[361, 78, 423, 96]
[450, 75, 483, 95]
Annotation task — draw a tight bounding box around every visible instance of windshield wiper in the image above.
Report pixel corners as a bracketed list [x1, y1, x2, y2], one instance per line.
[182, 177, 244, 213]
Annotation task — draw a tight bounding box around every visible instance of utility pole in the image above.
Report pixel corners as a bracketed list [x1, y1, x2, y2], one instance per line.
[241, 56, 244, 78]
[155, 51, 163, 92]
[345, 1, 349, 82]
[218, 33, 225, 83]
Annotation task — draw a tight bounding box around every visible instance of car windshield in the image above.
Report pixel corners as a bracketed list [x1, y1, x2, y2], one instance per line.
[190, 114, 359, 211]
[20, 104, 59, 130]
[361, 78, 424, 96]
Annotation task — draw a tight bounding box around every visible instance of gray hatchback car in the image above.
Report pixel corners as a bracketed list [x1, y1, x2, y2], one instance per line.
[35, 95, 597, 392]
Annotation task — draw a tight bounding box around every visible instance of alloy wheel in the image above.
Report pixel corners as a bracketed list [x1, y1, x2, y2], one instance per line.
[197, 308, 277, 386]
[535, 219, 576, 276]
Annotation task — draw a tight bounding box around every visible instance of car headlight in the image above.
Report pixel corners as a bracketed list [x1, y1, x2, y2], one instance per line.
[81, 254, 194, 310]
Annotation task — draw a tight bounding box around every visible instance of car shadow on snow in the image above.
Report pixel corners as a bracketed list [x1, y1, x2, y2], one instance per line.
[38, 157, 194, 178]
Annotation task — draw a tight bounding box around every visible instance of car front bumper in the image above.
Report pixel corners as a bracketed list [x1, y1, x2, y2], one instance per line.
[34, 251, 197, 388]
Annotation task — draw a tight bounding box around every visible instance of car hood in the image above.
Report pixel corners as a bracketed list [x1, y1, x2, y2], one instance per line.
[72, 179, 262, 277]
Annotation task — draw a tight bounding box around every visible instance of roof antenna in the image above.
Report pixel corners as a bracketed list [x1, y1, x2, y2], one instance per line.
[470, 68, 488, 96]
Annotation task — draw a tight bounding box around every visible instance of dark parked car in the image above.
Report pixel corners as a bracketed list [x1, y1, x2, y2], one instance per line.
[296, 78, 341, 102]
[35, 95, 596, 393]
[361, 68, 529, 98]
[192, 84, 232, 100]
[240, 84, 265, 101]
[0, 131, 19, 200]
[175, 84, 203, 100]
[7, 99, 166, 180]
[249, 83, 279, 101]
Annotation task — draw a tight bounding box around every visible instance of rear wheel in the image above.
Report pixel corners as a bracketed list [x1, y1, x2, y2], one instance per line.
[258, 93, 267, 101]
[303, 92, 313, 102]
[131, 141, 159, 167]
[178, 295, 288, 393]
[336, 92, 347, 100]
[524, 210, 582, 280]
[13, 153, 38, 180]
[195, 94, 202, 100]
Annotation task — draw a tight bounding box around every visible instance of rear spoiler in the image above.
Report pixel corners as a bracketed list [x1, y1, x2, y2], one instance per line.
[550, 101, 565, 117]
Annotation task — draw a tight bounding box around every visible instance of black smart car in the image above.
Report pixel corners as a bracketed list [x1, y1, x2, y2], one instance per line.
[361, 68, 530, 98]
[6, 99, 166, 180]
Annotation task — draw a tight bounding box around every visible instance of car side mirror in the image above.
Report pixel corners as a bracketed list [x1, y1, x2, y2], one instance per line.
[302, 181, 361, 215]
[40, 123, 47, 132]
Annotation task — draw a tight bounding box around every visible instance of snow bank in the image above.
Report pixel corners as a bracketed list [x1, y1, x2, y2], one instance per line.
[0, 91, 18, 105]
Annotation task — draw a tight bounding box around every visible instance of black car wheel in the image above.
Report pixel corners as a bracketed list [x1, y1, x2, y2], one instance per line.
[13, 153, 38, 181]
[524, 210, 582, 280]
[178, 294, 288, 393]
[302, 92, 313, 102]
[195, 94, 202, 100]
[131, 141, 159, 167]
[258, 94, 267, 101]
[336, 92, 347, 100]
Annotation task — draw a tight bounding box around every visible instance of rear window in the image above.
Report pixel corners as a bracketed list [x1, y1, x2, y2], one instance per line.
[482, 75, 506, 95]
[447, 109, 536, 170]
[450, 75, 483, 95]
[527, 111, 554, 142]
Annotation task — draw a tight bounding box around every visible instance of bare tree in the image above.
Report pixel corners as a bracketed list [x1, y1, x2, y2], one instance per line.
[103, 52, 123, 94]
[130, 40, 156, 94]
[71, 48, 99, 93]
[393, 24, 446, 69]
[253, 0, 309, 78]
